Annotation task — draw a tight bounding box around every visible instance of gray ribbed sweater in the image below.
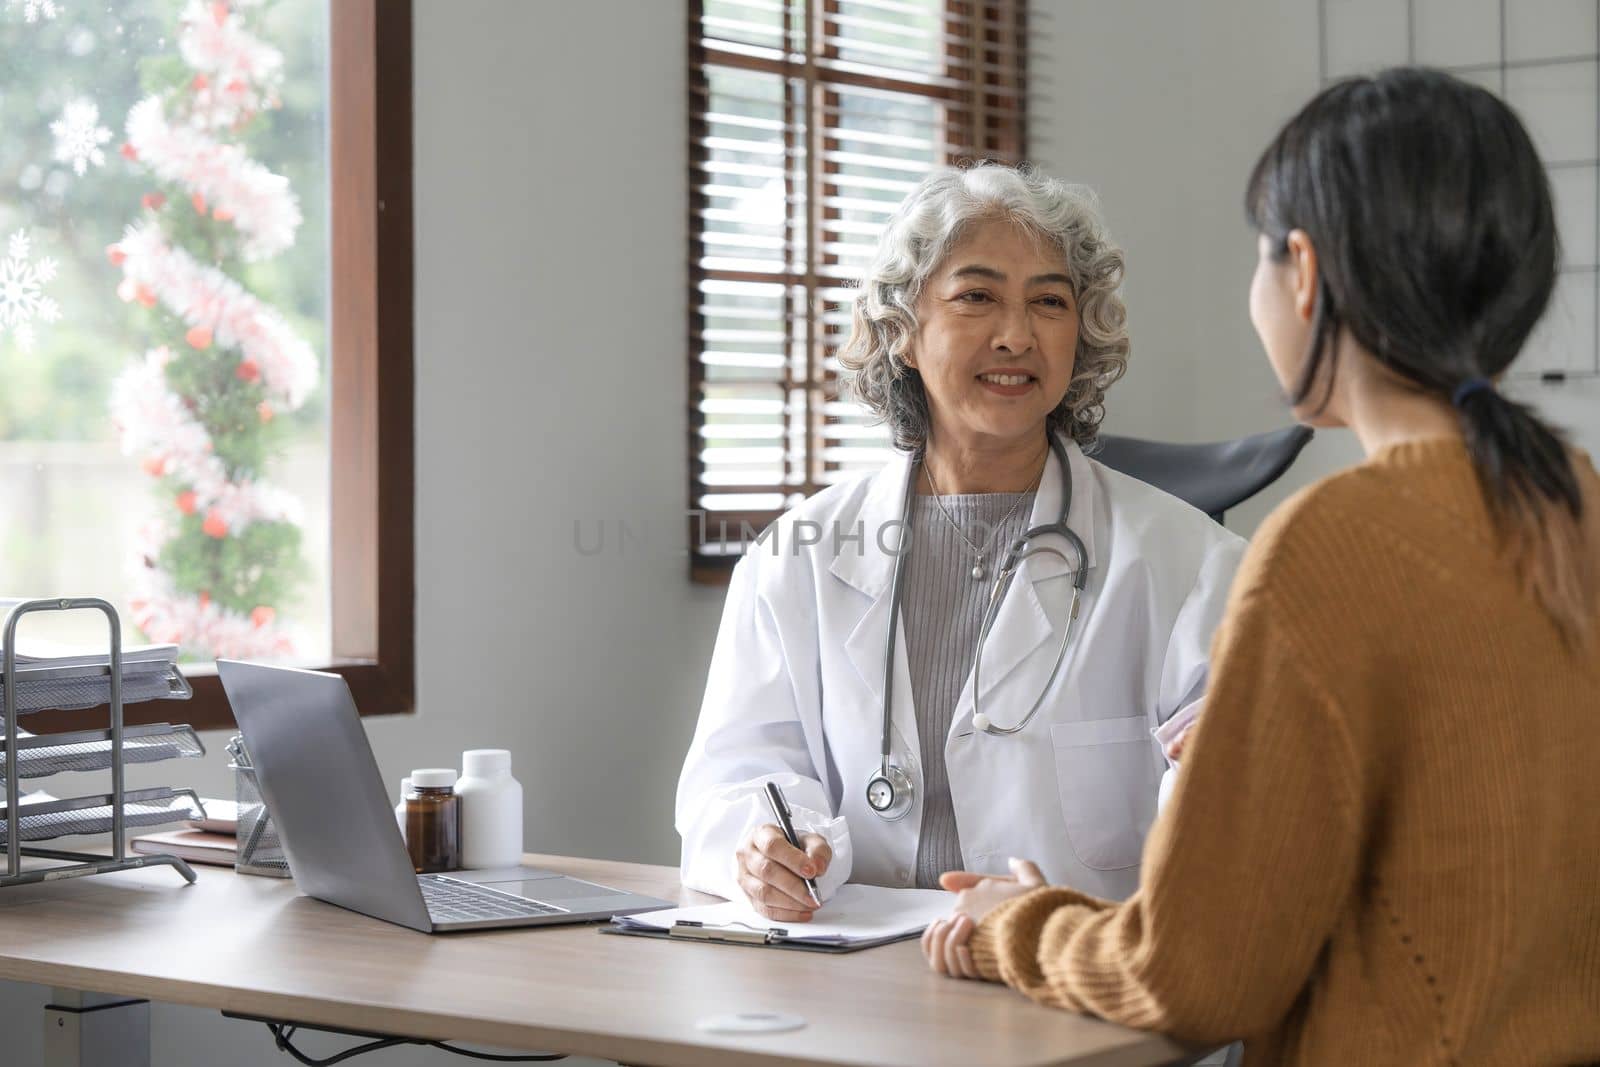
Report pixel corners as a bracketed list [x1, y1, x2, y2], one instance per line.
[903, 491, 1034, 888]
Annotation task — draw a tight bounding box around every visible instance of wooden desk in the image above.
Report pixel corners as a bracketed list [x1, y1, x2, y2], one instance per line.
[0, 853, 1202, 1067]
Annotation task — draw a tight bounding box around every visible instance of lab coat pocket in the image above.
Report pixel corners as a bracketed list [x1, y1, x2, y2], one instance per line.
[1049, 716, 1160, 872]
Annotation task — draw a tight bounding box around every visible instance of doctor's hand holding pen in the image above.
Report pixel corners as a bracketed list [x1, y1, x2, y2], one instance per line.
[736, 824, 833, 923]
[922, 858, 1048, 979]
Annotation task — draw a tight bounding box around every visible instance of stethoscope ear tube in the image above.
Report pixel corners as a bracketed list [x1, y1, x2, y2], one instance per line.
[868, 456, 921, 822]
[877, 452, 920, 765]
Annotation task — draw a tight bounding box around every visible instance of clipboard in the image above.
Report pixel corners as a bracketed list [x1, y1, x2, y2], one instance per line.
[599, 919, 921, 954]
[599, 884, 951, 954]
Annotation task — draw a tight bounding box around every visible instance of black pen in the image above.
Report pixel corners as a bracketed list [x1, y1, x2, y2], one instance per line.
[763, 781, 823, 908]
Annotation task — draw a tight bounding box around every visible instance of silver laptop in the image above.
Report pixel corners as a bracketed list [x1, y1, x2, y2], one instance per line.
[216, 660, 671, 933]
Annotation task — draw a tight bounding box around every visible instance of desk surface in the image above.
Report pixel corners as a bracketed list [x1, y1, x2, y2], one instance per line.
[0, 853, 1196, 1067]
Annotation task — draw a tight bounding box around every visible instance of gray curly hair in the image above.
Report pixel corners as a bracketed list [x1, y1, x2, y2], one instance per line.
[837, 162, 1130, 452]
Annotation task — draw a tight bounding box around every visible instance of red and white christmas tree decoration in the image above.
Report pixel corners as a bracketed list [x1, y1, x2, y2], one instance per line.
[107, 0, 316, 659]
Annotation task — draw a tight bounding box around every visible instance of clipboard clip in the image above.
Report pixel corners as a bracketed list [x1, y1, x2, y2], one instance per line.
[670, 920, 787, 945]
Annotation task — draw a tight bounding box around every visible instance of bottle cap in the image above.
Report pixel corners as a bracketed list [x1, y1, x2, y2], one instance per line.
[462, 749, 511, 777]
[410, 768, 457, 789]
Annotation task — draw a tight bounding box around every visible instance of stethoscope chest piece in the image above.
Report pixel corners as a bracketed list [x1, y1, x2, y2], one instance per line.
[865, 763, 915, 822]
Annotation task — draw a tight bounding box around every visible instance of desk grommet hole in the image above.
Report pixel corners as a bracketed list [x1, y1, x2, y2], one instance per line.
[696, 1011, 808, 1035]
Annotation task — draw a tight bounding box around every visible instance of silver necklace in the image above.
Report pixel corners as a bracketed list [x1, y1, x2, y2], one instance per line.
[921, 458, 1042, 581]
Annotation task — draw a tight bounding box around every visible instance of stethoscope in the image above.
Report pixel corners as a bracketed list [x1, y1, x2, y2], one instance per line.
[864, 434, 1089, 822]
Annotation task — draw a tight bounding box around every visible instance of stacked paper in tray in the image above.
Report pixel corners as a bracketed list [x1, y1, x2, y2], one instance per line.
[0, 787, 205, 845]
[0, 724, 205, 782]
[0, 632, 184, 713]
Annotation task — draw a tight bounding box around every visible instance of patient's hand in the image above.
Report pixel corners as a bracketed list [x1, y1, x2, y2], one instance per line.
[941, 857, 1046, 924]
[736, 823, 831, 923]
[923, 858, 1047, 979]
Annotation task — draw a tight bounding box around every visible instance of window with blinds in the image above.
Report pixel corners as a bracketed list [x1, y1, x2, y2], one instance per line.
[688, 0, 1027, 579]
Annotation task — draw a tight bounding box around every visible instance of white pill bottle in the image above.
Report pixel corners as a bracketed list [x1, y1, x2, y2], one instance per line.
[394, 776, 411, 840]
[456, 748, 524, 869]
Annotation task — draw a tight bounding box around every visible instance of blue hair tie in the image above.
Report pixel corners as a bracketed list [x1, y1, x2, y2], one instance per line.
[1452, 377, 1494, 407]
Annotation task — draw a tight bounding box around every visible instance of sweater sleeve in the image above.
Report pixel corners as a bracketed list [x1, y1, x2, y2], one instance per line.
[966, 580, 1367, 1046]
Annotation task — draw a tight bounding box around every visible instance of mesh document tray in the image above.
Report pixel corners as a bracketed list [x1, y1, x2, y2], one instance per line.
[0, 787, 202, 845]
[0, 724, 204, 781]
[1, 662, 191, 714]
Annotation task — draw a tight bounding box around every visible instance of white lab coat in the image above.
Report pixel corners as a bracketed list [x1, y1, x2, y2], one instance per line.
[676, 434, 1246, 904]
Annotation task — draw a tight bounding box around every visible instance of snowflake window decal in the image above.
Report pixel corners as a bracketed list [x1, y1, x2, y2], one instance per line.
[0, 230, 61, 352]
[3, 0, 61, 22]
[51, 98, 113, 177]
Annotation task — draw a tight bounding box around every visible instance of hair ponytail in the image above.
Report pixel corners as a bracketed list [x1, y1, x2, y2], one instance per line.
[1454, 386, 1596, 641]
[1246, 68, 1599, 641]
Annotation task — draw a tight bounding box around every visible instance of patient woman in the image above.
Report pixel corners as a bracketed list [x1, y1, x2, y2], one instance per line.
[922, 68, 1600, 1065]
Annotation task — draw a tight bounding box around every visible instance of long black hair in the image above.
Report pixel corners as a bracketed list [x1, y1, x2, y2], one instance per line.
[1245, 67, 1596, 639]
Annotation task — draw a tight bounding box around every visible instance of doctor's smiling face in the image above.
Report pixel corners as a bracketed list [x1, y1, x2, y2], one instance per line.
[906, 218, 1080, 451]
[839, 164, 1129, 466]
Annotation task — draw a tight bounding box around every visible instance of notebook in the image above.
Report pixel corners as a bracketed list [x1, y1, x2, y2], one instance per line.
[130, 828, 238, 867]
[605, 884, 952, 953]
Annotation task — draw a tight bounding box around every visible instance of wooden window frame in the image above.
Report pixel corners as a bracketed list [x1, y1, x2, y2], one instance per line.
[29, 0, 415, 733]
[687, 0, 1027, 585]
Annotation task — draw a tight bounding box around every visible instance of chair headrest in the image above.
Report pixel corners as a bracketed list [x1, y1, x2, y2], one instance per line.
[1090, 425, 1315, 522]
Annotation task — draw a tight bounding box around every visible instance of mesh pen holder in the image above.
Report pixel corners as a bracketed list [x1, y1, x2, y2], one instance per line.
[229, 737, 290, 878]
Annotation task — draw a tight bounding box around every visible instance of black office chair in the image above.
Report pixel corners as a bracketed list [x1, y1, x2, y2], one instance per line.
[1090, 425, 1314, 524]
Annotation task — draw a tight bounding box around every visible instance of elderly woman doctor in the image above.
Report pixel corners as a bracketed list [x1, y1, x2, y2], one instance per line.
[676, 164, 1245, 921]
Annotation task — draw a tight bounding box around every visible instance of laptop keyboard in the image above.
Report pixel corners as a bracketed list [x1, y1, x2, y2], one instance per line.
[419, 875, 568, 923]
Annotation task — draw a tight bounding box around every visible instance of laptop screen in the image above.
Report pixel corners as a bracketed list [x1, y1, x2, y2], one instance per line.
[216, 660, 432, 932]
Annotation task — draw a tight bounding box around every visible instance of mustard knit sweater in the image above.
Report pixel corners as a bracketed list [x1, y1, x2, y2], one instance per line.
[968, 438, 1600, 1066]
